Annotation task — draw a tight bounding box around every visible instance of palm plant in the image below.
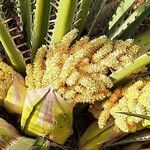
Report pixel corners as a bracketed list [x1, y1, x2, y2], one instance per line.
[0, 0, 150, 149]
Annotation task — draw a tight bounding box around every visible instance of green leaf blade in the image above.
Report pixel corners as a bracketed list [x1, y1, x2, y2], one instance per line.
[51, 0, 78, 43]
[117, 112, 150, 121]
[87, 0, 107, 36]
[110, 53, 150, 83]
[16, 0, 32, 46]
[0, 19, 25, 74]
[75, 0, 92, 36]
[31, 0, 51, 60]
[79, 122, 123, 150]
[108, 0, 135, 33]
[109, 1, 150, 39]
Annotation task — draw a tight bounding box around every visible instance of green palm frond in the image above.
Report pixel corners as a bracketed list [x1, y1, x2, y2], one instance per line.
[16, 0, 32, 45]
[75, 0, 92, 36]
[31, 0, 51, 60]
[0, 18, 25, 74]
[51, 0, 77, 43]
[108, 0, 150, 39]
[108, 0, 135, 36]
[86, 0, 107, 36]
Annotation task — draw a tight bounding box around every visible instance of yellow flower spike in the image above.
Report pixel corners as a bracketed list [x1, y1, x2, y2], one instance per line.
[0, 59, 26, 114]
[4, 74, 26, 114]
[25, 64, 35, 90]
[70, 36, 89, 54]
[0, 61, 13, 103]
[92, 38, 112, 62]
[66, 69, 80, 86]
[32, 47, 47, 89]
[97, 77, 150, 133]
[42, 51, 64, 88]
[26, 30, 139, 104]
[97, 89, 122, 129]
[50, 28, 79, 55]
[21, 85, 74, 145]
[60, 28, 79, 49]
[137, 81, 150, 127]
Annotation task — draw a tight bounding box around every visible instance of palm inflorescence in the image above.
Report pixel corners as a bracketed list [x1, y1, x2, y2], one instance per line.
[0, 0, 150, 149]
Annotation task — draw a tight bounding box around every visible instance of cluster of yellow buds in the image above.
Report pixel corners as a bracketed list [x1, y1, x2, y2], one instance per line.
[0, 59, 25, 113]
[26, 29, 139, 103]
[0, 59, 19, 103]
[97, 77, 150, 132]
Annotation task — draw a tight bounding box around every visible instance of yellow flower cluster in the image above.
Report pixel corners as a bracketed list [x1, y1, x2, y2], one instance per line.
[26, 29, 139, 103]
[0, 59, 19, 103]
[94, 89, 123, 128]
[98, 77, 150, 132]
